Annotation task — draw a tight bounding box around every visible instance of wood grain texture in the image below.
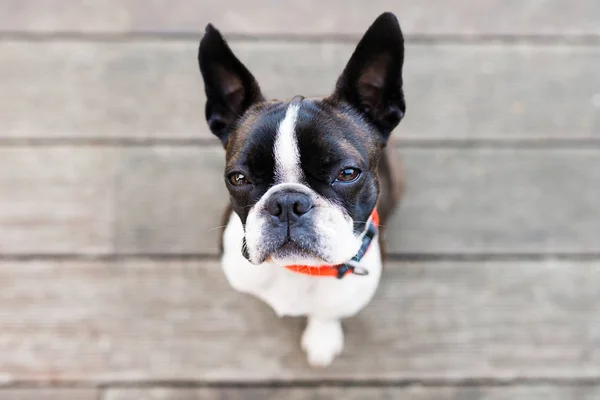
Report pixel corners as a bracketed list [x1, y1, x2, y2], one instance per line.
[2, 146, 598, 255]
[103, 386, 600, 400]
[1, 0, 599, 36]
[115, 147, 600, 255]
[114, 147, 226, 254]
[2, 41, 599, 140]
[0, 389, 97, 400]
[0, 148, 115, 254]
[1, 259, 599, 382]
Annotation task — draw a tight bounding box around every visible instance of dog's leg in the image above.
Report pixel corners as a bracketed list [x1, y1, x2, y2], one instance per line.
[301, 316, 344, 367]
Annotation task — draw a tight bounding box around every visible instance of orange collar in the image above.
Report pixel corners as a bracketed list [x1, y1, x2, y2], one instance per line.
[285, 209, 379, 279]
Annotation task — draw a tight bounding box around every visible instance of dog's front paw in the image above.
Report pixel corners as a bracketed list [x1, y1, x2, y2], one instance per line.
[301, 318, 344, 368]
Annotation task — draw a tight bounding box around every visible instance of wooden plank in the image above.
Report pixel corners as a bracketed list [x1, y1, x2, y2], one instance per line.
[115, 147, 600, 255]
[0, 389, 97, 400]
[1, 0, 599, 36]
[104, 386, 600, 400]
[390, 148, 600, 254]
[1, 259, 599, 382]
[1, 146, 597, 255]
[114, 147, 226, 254]
[0, 148, 115, 254]
[1, 41, 599, 140]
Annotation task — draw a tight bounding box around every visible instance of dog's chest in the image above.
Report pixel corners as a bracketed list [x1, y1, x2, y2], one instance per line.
[220, 213, 382, 319]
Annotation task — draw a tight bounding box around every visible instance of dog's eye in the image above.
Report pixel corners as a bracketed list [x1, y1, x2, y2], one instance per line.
[336, 168, 361, 183]
[228, 172, 250, 186]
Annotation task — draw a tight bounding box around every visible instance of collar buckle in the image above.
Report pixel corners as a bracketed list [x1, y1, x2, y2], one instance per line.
[336, 260, 370, 279]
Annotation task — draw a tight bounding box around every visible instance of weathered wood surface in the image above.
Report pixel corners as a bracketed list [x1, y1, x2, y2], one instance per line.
[0, 389, 97, 400]
[103, 386, 600, 400]
[114, 147, 226, 255]
[116, 147, 600, 255]
[1, 259, 598, 383]
[0, 148, 115, 254]
[2, 41, 599, 140]
[2, 0, 599, 37]
[0, 0, 597, 396]
[2, 147, 597, 255]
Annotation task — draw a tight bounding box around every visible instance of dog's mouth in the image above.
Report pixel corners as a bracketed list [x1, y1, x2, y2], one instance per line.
[252, 236, 330, 266]
[272, 240, 318, 260]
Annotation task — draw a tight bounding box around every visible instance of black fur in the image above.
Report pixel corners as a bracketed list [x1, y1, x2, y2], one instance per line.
[331, 12, 406, 142]
[224, 100, 380, 235]
[198, 24, 264, 146]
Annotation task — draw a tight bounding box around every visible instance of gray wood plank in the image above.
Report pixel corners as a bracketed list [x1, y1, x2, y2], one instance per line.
[0, 389, 97, 400]
[3, 146, 597, 255]
[0, 148, 115, 254]
[1, 259, 599, 382]
[114, 147, 226, 254]
[115, 147, 600, 255]
[391, 148, 600, 254]
[2, 41, 599, 140]
[1, 0, 599, 36]
[103, 386, 600, 400]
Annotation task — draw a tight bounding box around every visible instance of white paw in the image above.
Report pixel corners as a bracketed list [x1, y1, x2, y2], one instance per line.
[301, 318, 344, 368]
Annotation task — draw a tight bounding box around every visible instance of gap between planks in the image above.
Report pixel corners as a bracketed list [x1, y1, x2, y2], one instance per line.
[1, 253, 600, 262]
[1, 137, 600, 149]
[3, 377, 600, 389]
[1, 32, 600, 45]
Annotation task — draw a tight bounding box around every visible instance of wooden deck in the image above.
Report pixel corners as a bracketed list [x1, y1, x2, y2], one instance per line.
[1, 1, 599, 399]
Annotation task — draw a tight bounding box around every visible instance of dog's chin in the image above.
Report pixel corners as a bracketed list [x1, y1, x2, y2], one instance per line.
[269, 242, 330, 266]
[250, 240, 332, 267]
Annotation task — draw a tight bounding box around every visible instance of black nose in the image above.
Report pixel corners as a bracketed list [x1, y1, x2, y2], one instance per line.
[266, 191, 313, 223]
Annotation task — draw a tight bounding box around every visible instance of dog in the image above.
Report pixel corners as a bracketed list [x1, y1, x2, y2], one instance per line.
[198, 12, 405, 367]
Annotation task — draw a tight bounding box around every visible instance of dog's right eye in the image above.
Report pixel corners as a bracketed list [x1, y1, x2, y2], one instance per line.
[335, 167, 361, 183]
[228, 172, 250, 186]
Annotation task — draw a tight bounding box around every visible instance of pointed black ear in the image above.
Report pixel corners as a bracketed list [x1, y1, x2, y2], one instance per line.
[198, 24, 264, 146]
[331, 12, 406, 142]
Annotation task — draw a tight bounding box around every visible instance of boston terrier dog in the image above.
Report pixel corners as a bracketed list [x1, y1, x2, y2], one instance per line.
[198, 12, 405, 367]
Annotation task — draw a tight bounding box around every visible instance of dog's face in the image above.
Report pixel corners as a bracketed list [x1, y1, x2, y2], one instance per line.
[199, 13, 405, 266]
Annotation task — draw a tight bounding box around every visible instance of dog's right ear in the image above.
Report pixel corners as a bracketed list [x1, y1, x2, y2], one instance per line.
[198, 24, 264, 146]
[330, 12, 405, 143]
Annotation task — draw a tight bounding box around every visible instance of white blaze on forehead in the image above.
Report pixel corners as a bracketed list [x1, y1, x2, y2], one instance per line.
[274, 102, 302, 183]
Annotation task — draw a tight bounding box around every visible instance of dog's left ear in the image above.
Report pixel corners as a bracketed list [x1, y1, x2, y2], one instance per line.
[198, 24, 264, 146]
[331, 12, 406, 143]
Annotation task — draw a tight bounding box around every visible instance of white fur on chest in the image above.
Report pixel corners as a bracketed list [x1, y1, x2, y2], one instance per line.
[221, 212, 382, 320]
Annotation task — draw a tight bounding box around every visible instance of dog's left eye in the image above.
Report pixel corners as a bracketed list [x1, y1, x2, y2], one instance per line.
[335, 167, 361, 183]
[228, 172, 250, 186]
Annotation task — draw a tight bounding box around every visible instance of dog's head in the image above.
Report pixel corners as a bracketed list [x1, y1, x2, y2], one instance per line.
[198, 12, 405, 266]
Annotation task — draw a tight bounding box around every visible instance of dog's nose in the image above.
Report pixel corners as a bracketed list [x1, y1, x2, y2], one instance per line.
[266, 191, 313, 223]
